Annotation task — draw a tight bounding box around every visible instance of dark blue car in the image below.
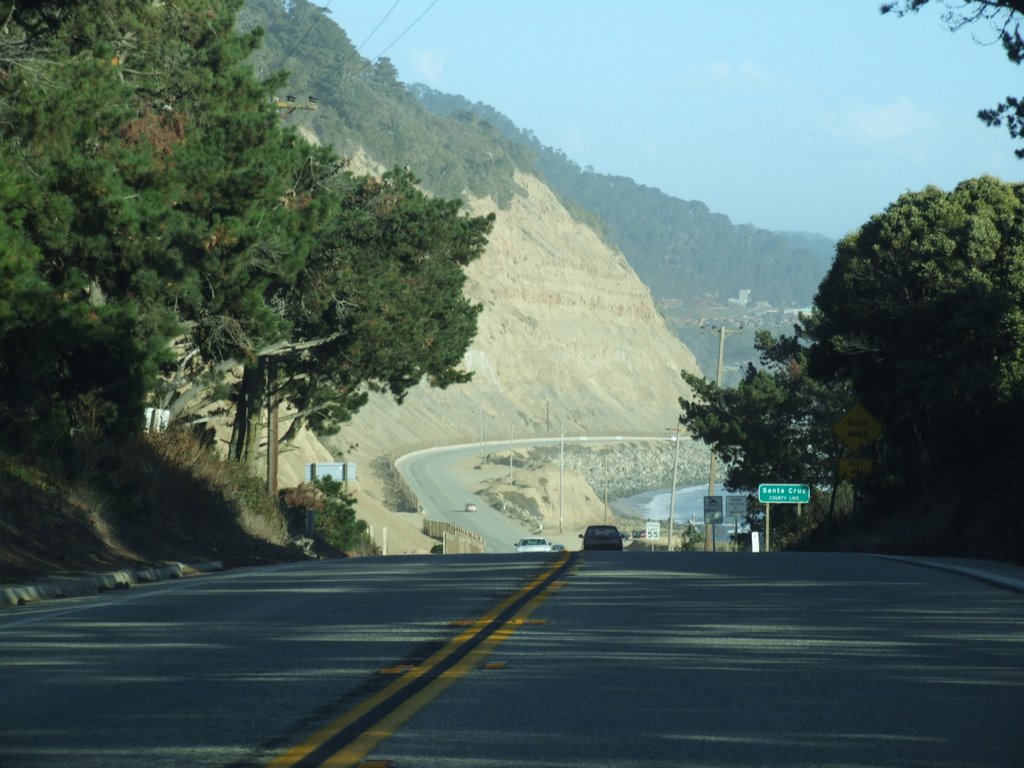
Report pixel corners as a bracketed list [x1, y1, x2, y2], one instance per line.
[580, 525, 624, 551]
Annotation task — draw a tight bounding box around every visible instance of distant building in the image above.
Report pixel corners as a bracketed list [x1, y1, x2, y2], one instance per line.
[728, 289, 752, 307]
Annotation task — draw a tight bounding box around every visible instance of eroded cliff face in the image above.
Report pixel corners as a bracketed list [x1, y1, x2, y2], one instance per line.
[317, 170, 701, 461]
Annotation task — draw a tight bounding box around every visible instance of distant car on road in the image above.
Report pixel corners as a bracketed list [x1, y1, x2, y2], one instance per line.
[550, 543, 566, 553]
[464, 503, 477, 513]
[580, 525, 624, 551]
[514, 537, 552, 553]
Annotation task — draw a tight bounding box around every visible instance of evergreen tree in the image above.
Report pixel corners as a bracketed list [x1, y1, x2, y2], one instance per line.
[0, 1, 295, 446]
[680, 322, 851, 495]
[259, 165, 494, 444]
[810, 176, 1024, 553]
[811, 176, 1024, 480]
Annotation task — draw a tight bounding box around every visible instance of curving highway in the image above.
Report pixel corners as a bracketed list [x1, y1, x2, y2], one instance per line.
[396, 435, 669, 552]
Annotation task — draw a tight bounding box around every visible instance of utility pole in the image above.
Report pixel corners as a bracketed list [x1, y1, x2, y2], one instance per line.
[603, 452, 609, 524]
[701, 323, 743, 497]
[273, 95, 318, 118]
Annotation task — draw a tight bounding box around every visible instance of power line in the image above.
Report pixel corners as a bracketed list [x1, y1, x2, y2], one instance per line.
[371, 0, 440, 61]
[332, 0, 441, 84]
[332, 0, 403, 79]
[286, 0, 442, 91]
[355, 0, 403, 53]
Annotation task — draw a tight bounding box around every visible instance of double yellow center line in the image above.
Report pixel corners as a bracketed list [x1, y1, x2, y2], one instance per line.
[269, 552, 577, 768]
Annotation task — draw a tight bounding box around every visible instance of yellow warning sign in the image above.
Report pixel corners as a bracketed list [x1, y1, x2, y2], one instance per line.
[839, 457, 874, 480]
[832, 403, 882, 454]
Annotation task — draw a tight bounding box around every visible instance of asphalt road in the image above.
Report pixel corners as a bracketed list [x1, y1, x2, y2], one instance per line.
[2, 552, 1022, 768]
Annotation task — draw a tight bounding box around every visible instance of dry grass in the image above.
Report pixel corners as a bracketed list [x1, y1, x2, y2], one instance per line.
[0, 430, 304, 585]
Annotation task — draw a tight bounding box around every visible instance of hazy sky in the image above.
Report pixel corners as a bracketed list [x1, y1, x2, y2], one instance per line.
[325, 1, 1024, 239]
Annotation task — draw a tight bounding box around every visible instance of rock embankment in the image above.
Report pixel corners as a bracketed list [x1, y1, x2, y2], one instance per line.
[517, 440, 713, 500]
[462, 439, 717, 542]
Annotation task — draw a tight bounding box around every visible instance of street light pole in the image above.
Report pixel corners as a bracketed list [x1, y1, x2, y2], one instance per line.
[667, 420, 681, 551]
[559, 423, 564, 534]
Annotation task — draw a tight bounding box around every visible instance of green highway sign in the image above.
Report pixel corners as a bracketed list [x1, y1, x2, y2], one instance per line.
[758, 483, 810, 504]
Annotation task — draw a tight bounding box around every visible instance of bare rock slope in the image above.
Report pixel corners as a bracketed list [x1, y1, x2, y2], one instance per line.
[325, 171, 699, 452]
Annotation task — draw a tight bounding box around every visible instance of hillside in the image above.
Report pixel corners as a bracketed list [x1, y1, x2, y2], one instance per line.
[227, 2, 709, 553]
[278, 149, 704, 554]
[0, 0, 709, 581]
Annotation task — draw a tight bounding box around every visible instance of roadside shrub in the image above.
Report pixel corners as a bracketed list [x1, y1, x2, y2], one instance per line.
[281, 477, 373, 554]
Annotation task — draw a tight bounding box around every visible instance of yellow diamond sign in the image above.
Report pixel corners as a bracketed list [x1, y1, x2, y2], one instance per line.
[832, 403, 882, 454]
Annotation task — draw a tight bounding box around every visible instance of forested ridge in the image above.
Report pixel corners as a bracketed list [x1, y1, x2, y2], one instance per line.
[243, 0, 833, 308]
[239, 0, 531, 210]
[411, 85, 835, 307]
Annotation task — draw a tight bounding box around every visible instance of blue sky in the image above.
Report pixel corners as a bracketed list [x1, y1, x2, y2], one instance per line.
[326, 1, 1023, 239]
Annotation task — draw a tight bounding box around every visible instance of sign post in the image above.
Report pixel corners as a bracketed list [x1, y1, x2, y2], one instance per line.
[757, 484, 810, 504]
[832, 403, 883, 455]
[703, 495, 724, 523]
[646, 521, 660, 551]
[757, 484, 811, 552]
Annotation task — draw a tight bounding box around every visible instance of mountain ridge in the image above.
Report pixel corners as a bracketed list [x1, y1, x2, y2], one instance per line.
[243, 0, 834, 310]
[409, 84, 836, 307]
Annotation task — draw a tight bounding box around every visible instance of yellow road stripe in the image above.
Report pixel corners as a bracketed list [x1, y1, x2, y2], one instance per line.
[268, 554, 570, 768]
[323, 571, 562, 767]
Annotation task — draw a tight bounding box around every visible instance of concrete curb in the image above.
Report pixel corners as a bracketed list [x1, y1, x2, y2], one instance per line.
[1, 561, 224, 608]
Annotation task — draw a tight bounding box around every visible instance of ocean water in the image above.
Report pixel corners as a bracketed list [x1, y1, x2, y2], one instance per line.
[611, 483, 749, 524]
